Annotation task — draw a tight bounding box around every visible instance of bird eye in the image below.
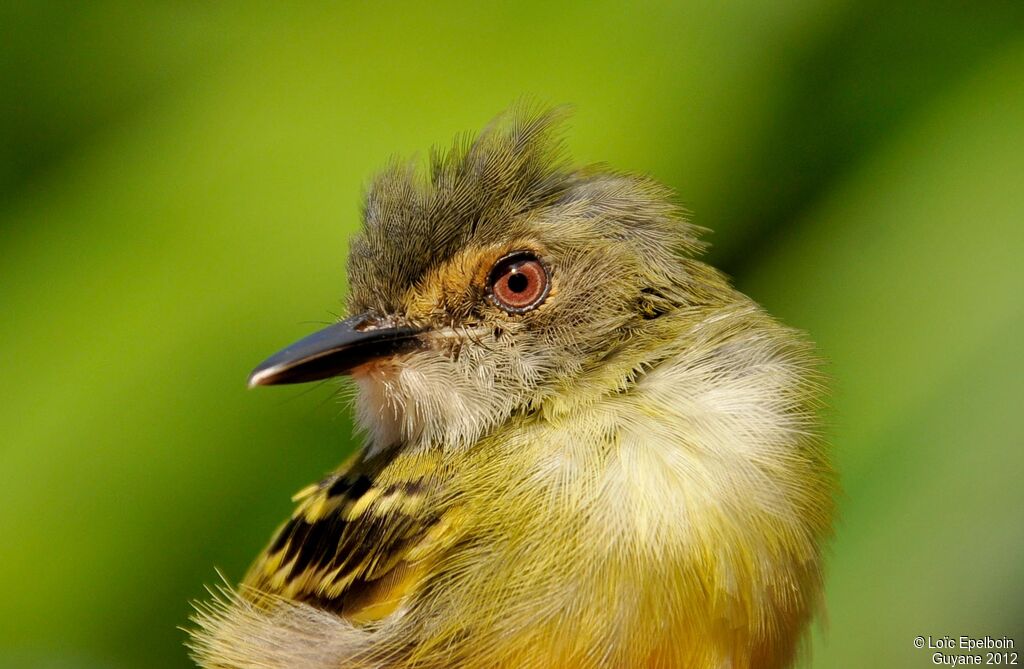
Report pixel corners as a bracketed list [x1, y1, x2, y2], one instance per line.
[487, 252, 550, 313]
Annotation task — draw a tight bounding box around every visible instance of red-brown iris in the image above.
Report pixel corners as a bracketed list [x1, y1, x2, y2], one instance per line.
[487, 251, 550, 313]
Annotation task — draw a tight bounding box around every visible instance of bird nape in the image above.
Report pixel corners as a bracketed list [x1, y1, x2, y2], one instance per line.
[188, 105, 835, 669]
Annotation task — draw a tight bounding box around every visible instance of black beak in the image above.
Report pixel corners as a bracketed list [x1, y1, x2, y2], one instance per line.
[248, 313, 424, 387]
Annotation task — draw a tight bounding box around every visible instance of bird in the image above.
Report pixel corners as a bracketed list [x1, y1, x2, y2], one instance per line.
[188, 105, 835, 669]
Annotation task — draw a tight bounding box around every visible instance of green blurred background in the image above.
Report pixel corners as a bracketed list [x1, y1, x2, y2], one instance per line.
[2, 2, 1022, 667]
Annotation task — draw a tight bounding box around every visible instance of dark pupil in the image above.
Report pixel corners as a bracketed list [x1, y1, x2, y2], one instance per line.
[507, 271, 529, 293]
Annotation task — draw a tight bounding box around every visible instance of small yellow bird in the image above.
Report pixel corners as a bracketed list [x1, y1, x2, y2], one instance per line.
[189, 106, 835, 669]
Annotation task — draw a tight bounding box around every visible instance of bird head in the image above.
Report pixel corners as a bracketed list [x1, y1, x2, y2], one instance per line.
[249, 107, 725, 450]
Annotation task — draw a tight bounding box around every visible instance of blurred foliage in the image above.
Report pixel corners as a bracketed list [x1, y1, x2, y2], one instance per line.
[1, 2, 1022, 667]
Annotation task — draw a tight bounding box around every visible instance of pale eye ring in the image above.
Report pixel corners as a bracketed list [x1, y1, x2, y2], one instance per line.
[487, 251, 550, 313]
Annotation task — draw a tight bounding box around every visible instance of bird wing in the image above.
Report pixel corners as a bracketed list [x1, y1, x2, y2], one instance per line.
[242, 450, 452, 624]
